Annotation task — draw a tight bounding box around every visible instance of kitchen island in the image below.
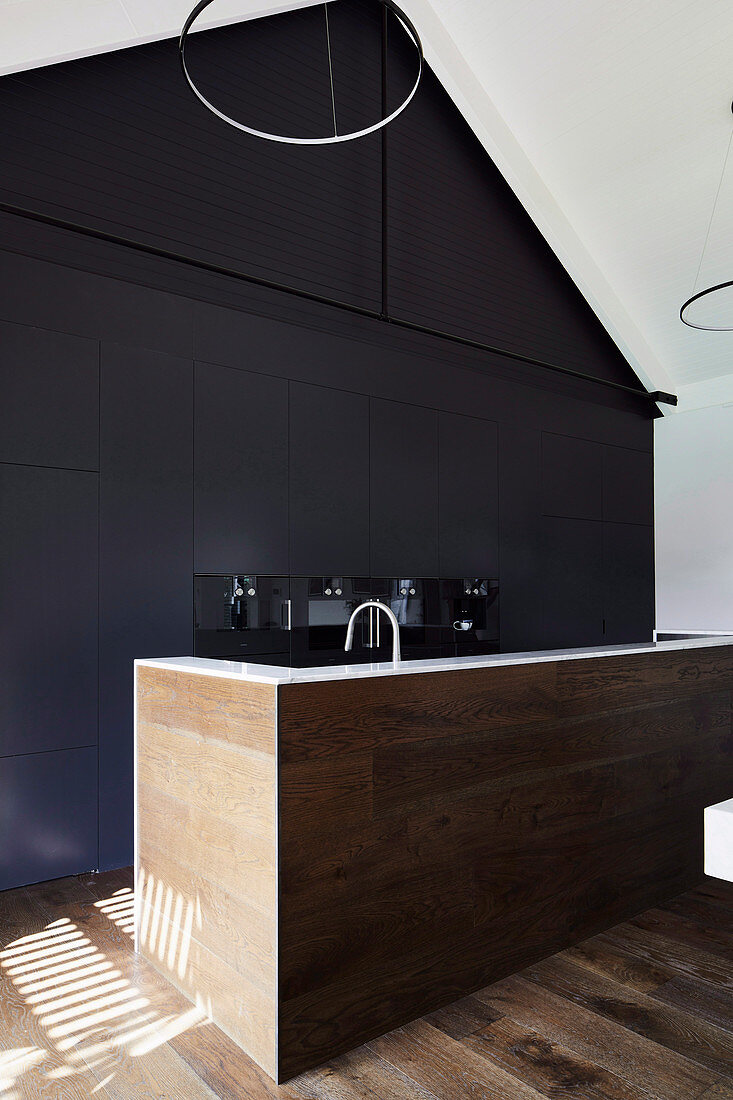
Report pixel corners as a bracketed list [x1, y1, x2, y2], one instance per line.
[134, 639, 733, 1082]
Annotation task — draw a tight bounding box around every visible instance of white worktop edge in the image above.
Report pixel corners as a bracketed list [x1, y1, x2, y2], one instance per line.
[135, 634, 733, 686]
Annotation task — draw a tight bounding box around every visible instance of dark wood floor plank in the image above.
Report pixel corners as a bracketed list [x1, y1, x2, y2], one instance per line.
[651, 976, 733, 1034]
[474, 973, 721, 1099]
[465, 1015, 648, 1100]
[603, 921, 733, 991]
[77, 867, 135, 903]
[523, 955, 733, 1079]
[423, 993, 503, 1040]
[630, 907, 733, 963]
[659, 895, 733, 938]
[696, 1083, 733, 1098]
[367, 1019, 548, 1100]
[290, 1046, 442, 1100]
[564, 932, 677, 993]
[25, 874, 97, 913]
[689, 879, 733, 913]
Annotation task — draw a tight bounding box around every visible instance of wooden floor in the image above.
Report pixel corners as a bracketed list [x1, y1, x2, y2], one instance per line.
[0, 870, 731, 1099]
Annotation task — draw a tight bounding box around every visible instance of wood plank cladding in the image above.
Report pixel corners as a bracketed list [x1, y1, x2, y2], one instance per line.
[135, 666, 278, 1078]
[277, 650, 733, 1080]
[135, 649, 733, 1083]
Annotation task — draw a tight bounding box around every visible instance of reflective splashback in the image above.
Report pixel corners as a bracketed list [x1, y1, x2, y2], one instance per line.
[195, 575, 499, 667]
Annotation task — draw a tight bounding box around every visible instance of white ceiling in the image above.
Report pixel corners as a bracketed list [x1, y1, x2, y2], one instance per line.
[2, 0, 733, 413]
[0, 0, 323, 76]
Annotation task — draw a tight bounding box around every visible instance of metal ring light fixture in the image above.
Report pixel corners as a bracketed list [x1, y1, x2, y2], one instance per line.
[179, 0, 424, 145]
[680, 100, 733, 329]
[680, 281, 733, 331]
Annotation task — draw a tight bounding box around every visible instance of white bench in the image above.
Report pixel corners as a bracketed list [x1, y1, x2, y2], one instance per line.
[704, 798, 733, 883]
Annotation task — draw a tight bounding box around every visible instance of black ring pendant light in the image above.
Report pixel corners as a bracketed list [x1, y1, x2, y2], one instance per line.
[680, 101, 733, 330]
[179, 0, 424, 145]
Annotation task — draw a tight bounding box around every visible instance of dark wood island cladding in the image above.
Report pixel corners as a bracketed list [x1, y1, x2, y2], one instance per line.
[277, 647, 733, 1079]
[136, 645, 733, 1083]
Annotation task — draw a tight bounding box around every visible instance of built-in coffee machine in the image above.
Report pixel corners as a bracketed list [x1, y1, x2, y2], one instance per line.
[439, 578, 500, 657]
[194, 574, 499, 667]
[194, 574, 291, 664]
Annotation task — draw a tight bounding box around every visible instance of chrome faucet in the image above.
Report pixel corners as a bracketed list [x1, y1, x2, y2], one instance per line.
[345, 600, 401, 664]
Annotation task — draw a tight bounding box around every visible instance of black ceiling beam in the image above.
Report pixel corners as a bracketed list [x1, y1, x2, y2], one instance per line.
[0, 201, 677, 407]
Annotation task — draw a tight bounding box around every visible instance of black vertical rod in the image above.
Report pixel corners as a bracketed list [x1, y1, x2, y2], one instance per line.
[381, 3, 389, 320]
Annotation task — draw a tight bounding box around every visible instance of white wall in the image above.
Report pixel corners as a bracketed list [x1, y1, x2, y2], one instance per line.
[655, 405, 733, 632]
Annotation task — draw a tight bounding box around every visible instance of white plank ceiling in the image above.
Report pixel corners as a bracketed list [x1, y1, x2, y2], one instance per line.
[2, 0, 733, 411]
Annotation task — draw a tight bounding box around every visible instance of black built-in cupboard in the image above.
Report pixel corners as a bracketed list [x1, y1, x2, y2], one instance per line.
[99, 344, 193, 871]
[289, 382, 370, 577]
[0, 323, 99, 891]
[539, 431, 654, 649]
[194, 361, 288, 576]
[0, 315, 654, 886]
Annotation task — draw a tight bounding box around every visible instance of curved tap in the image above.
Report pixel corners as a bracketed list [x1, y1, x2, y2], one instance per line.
[345, 600, 401, 664]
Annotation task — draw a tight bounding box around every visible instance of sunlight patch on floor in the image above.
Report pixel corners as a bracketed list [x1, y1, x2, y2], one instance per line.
[0, 1046, 46, 1094]
[0, 880, 209, 1093]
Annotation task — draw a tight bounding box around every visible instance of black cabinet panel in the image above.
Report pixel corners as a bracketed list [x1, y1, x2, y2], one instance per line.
[195, 361, 288, 575]
[370, 399, 439, 577]
[290, 383, 370, 576]
[604, 445, 654, 526]
[0, 747, 97, 891]
[0, 463, 98, 757]
[540, 516, 604, 650]
[542, 433, 603, 521]
[0, 321, 99, 470]
[100, 343, 193, 870]
[439, 412, 498, 577]
[498, 425, 543, 653]
[604, 522, 655, 644]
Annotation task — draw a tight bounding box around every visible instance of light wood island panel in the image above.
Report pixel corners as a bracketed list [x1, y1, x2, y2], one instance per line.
[135, 665, 278, 1078]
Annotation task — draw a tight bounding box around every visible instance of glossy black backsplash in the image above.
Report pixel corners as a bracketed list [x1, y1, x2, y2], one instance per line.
[194, 575, 500, 667]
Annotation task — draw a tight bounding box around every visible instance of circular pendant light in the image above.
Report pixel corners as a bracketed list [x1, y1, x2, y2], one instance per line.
[179, 0, 423, 146]
[680, 101, 733, 330]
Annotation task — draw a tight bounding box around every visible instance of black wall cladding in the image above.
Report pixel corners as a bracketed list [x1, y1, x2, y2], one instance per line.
[0, 0, 654, 879]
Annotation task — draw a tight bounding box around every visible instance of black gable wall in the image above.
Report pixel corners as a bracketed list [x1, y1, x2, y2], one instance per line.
[0, 0, 655, 883]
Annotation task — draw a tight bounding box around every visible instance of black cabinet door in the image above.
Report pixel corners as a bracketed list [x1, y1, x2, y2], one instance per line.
[540, 516, 604, 649]
[370, 398, 439, 577]
[0, 463, 98, 758]
[439, 412, 498, 577]
[498, 424, 543, 653]
[604, 445, 653, 526]
[195, 361, 288, 575]
[99, 343, 193, 870]
[0, 747, 97, 891]
[604, 522, 655, 644]
[542, 432, 603, 521]
[289, 382, 370, 576]
[0, 321, 99, 470]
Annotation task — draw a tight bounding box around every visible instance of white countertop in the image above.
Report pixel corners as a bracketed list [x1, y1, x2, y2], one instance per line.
[135, 634, 733, 686]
